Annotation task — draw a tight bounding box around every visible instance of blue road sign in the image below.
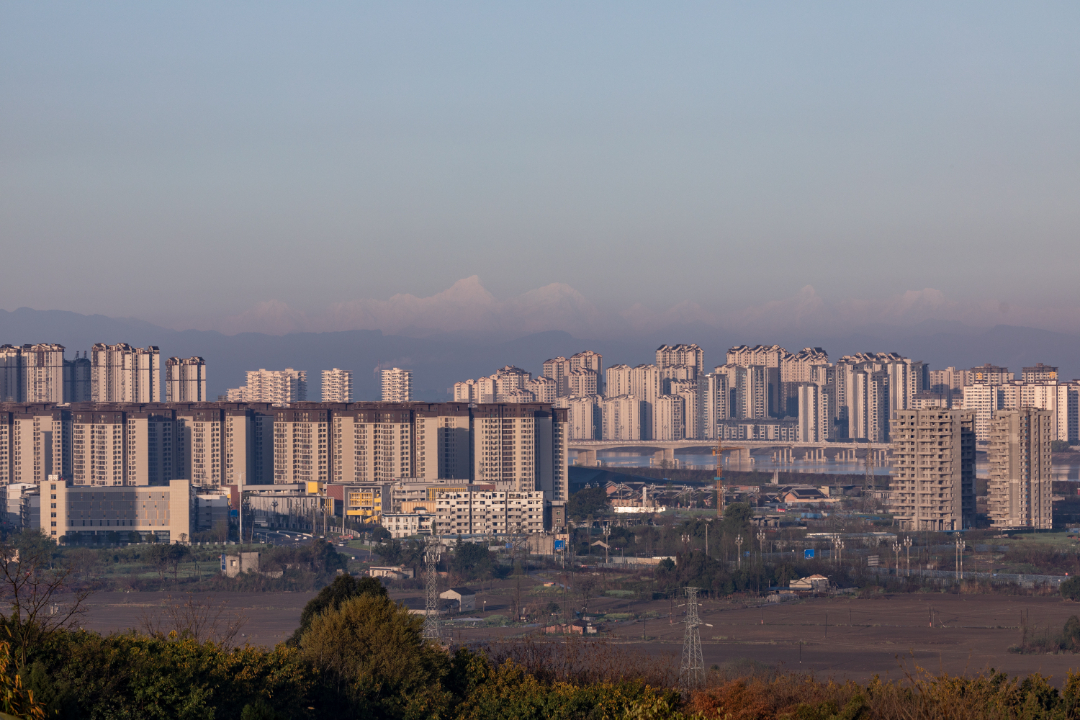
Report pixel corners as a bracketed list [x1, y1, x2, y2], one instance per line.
[804, 549, 815, 559]
[554, 540, 566, 550]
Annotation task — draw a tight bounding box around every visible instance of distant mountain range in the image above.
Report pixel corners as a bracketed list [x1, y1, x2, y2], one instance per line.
[2, 306, 1079, 401]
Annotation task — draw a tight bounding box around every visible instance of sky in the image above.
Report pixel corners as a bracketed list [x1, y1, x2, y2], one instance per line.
[2, 3, 1079, 336]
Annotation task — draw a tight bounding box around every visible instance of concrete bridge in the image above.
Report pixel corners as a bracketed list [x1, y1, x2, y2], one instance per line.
[567, 439, 891, 469]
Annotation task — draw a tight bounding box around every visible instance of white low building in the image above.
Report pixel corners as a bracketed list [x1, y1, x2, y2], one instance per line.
[381, 512, 431, 538]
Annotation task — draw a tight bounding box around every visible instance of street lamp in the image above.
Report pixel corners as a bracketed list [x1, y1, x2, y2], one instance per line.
[756, 530, 765, 567]
[903, 536, 912, 577]
[955, 535, 965, 581]
[892, 541, 900, 577]
[736, 534, 743, 568]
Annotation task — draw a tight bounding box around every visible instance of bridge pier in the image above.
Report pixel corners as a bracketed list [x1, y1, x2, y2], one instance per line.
[578, 449, 598, 467]
[651, 447, 677, 468]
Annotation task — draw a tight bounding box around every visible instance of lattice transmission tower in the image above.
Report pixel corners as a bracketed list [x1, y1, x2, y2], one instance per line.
[679, 587, 704, 691]
[423, 535, 442, 642]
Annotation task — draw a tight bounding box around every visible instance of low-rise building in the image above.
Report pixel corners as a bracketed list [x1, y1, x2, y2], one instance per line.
[381, 512, 431, 538]
[440, 587, 476, 612]
[48, 476, 191, 543]
[433, 490, 545, 536]
[369, 565, 415, 580]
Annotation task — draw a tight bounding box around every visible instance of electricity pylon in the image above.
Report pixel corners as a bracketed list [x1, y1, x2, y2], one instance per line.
[423, 535, 442, 641]
[679, 587, 704, 691]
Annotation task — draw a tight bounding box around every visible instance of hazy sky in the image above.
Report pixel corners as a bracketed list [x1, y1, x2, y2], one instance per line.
[3, 3, 1079, 331]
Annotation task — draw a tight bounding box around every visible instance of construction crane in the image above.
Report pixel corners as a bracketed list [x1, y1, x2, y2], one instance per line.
[713, 440, 725, 518]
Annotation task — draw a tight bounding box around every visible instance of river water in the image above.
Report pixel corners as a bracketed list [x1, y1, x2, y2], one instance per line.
[571, 449, 1080, 481]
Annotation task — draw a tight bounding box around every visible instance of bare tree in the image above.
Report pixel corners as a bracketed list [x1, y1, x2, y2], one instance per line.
[577, 574, 598, 616]
[0, 532, 93, 671]
[141, 594, 247, 647]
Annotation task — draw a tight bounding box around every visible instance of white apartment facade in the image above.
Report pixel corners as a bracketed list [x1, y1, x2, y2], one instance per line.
[322, 368, 353, 403]
[91, 343, 161, 403]
[381, 368, 412, 402]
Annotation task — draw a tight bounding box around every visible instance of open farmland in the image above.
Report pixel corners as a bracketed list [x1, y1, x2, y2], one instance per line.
[77, 582, 1080, 685]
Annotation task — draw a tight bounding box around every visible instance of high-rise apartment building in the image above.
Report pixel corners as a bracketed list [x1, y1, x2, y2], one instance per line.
[1022, 364, 1058, 384]
[65, 353, 91, 402]
[273, 406, 331, 486]
[0, 345, 91, 404]
[701, 372, 730, 439]
[987, 408, 1053, 530]
[569, 351, 604, 394]
[656, 344, 704, 377]
[472, 403, 568, 500]
[542, 357, 571, 397]
[0, 404, 69, 485]
[322, 368, 353, 403]
[228, 368, 307, 405]
[780, 348, 829, 383]
[961, 383, 1001, 445]
[0, 346, 23, 403]
[670, 379, 699, 439]
[848, 370, 889, 442]
[567, 395, 601, 440]
[727, 344, 787, 369]
[453, 379, 478, 404]
[22, 344, 66, 404]
[381, 367, 412, 402]
[605, 364, 633, 398]
[797, 383, 831, 443]
[929, 367, 968, 395]
[524, 376, 557, 404]
[889, 409, 975, 531]
[165, 357, 207, 402]
[969, 364, 1012, 385]
[654, 394, 685, 441]
[630, 364, 661, 440]
[568, 368, 598, 397]
[91, 343, 160, 403]
[601, 395, 642, 440]
[735, 365, 777, 420]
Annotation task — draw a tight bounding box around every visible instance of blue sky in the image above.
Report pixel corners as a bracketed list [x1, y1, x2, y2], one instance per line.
[2, 3, 1078, 332]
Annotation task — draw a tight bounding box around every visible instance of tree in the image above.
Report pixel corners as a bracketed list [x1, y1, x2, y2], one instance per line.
[0, 640, 44, 719]
[1053, 440, 1073, 453]
[567, 487, 607, 520]
[166, 544, 189, 583]
[454, 542, 494, 580]
[141, 594, 247, 647]
[146, 544, 172, 584]
[1062, 576, 1080, 601]
[288, 574, 388, 645]
[576, 575, 598, 616]
[0, 532, 92, 671]
[298, 595, 450, 718]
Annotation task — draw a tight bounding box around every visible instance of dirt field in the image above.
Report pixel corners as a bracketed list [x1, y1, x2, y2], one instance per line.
[77, 586, 1080, 685]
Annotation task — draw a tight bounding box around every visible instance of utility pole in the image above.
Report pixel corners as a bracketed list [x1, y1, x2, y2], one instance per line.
[863, 443, 875, 499]
[735, 534, 743, 568]
[423, 535, 442, 642]
[679, 587, 705, 691]
[713, 440, 725, 517]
